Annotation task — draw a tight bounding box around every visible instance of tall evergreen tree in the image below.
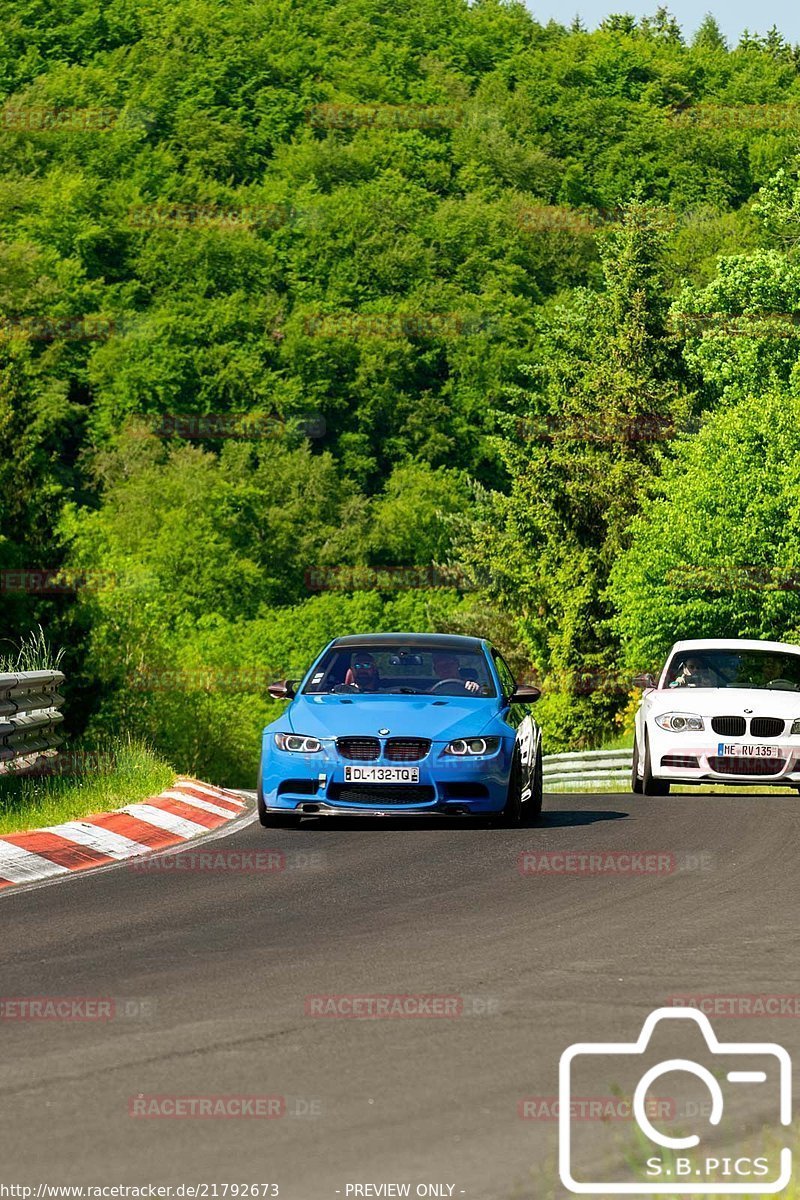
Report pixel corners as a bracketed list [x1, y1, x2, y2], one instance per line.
[464, 203, 693, 745]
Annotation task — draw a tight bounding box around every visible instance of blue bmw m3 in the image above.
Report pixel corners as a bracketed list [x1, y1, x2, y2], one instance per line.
[257, 633, 543, 826]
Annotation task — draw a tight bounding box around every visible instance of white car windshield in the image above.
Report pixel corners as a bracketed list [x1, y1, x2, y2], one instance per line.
[664, 649, 800, 691]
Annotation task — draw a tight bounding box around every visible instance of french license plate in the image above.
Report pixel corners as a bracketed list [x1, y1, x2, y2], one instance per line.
[344, 766, 420, 783]
[717, 743, 780, 757]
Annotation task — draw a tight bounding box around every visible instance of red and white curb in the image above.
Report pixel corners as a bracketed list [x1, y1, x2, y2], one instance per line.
[0, 778, 249, 890]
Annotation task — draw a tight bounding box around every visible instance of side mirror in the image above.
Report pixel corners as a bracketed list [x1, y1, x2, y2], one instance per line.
[268, 679, 296, 700]
[509, 685, 541, 704]
[632, 673, 657, 690]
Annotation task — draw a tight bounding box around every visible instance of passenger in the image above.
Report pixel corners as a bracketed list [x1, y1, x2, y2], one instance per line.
[429, 652, 481, 694]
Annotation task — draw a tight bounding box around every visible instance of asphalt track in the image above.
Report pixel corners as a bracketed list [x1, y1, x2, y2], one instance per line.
[2, 789, 800, 1198]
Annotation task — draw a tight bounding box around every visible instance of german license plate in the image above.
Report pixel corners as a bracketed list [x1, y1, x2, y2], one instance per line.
[343, 766, 420, 783]
[717, 743, 780, 757]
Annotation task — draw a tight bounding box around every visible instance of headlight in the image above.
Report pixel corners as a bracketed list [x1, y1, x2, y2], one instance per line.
[791, 719, 800, 735]
[443, 737, 500, 756]
[654, 713, 704, 732]
[274, 733, 323, 753]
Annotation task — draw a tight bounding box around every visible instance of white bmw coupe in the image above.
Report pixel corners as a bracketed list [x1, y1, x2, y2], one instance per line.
[632, 637, 800, 795]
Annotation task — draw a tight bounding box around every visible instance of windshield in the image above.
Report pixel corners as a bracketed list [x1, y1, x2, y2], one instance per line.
[664, 649, 800, 692]
[302, 643, 497, 697]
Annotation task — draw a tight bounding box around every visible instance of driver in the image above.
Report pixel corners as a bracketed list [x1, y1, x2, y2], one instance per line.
[344, 652, 381, 692]
[429, 652, 481, 694]
[760, 655, 787, 687]
[670, 656, 716, 688]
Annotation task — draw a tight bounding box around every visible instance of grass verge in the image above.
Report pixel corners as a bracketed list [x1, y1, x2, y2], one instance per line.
[0, 738, 175, 835]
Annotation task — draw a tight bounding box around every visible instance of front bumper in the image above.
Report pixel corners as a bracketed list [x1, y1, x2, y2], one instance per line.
[646, 728, 800, 785]
[262, 800, 485, 818]
[261, 740, 513, 814]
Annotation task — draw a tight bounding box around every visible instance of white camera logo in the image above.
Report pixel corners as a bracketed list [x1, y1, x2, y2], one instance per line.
[559, 1007, 792, 1194]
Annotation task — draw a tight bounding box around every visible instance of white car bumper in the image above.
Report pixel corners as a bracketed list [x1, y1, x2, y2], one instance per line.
[647, 726, 800, 785]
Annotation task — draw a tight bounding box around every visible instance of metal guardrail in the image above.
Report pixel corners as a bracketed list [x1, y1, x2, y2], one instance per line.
[543, 748, 633, 789]
[0, 671, 65, 771]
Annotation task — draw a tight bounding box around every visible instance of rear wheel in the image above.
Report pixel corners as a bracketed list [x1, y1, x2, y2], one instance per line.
[631, 739, 643, 794]
[642, 733, 670, 796]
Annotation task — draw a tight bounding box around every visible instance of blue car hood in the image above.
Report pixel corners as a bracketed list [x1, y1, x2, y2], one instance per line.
[281, 694, 503, 742]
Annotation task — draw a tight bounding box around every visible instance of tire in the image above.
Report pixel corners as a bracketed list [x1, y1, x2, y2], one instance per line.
[642, 732, 670, 796]
[493, 746, 524, 826]
[258, 784, 301, 828]
[527, 742, 544, 822]
[631, 739, 643, 794]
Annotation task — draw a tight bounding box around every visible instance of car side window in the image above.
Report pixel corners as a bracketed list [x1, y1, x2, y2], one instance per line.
[492, 651, 516, 700]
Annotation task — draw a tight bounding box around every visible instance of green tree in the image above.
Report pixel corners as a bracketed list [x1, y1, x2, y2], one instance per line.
[691, 14, 727, 51]
[464, 203, 692, 746]
[608, 389, 800, 668]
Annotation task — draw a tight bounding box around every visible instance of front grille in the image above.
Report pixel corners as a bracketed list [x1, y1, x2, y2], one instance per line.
[750, 717, 785, 738]
[711, 716, 746, 736]
[385, 737, 431, 762]
[708, 756, 785, 776]
[661, 755, 699, 768]
[336, 737, 380, 761]
[329, 784, 436, 805]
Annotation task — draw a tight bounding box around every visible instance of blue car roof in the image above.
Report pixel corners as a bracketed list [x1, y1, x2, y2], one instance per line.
[329, 633, 486, 651]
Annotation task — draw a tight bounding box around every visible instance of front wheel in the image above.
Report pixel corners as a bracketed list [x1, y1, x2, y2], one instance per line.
[642, 733, 670, 796]
[492, 747, 524, 826]
[526, 743, 544, 822]
[258, 786, 301, 828]
[631, 739, 643, 794]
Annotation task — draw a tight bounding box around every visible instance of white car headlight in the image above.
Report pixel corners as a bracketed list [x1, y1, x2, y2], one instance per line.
[791, 719, 800, 735]
[654, 712, 705, 732]
[443, 737, 501, 756]
[274, 733, 323, 753]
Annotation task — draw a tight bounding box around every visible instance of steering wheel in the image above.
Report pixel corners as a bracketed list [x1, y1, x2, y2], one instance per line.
[766, 678, 798, 690]
[429, 677, 466, 692]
